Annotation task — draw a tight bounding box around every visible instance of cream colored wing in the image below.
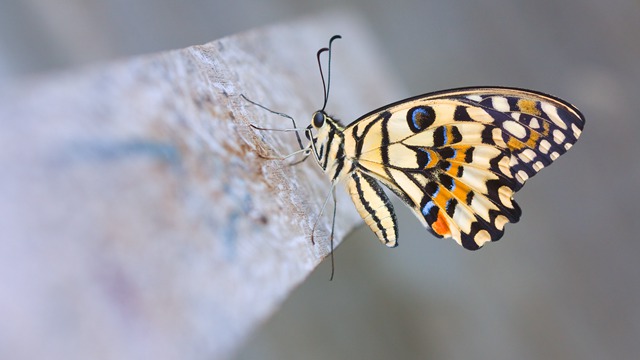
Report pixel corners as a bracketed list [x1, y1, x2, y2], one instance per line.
[343, 87, 584, 249]
[344, 169, 398, 247]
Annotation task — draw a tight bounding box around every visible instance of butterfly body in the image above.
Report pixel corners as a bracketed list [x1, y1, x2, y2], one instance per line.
[306, 87, 584, 250]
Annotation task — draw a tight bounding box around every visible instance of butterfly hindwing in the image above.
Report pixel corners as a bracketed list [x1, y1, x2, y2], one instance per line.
[345, 170, 398, 247]
[344, 87, 584, 249]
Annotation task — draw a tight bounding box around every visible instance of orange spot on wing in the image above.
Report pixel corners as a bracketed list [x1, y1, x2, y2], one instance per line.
[450, 179, 472, 201]
[453, 146, 470, 162]
[508, 131, 540, 150]
[507, 136, 526, 150]
[517, 99, 541, 116]
[541, 120, 550, 136]
[432, 211, 451, 236]
[525, 130, 540, 148]
[447, 163, 461, 176]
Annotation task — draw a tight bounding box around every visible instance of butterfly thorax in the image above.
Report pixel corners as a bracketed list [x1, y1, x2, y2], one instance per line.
[308, 112, 352, 184]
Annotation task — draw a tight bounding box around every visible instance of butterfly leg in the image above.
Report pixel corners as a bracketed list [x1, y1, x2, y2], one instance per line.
[245, 113, 312, 163]
[254, 146, 310, 162]
[308, 183, 339, 280]
[310, 182, 338, 246]
[240, 94, 304, 150]
[329, 187, 337, 281]
[287, 151, 312, 166]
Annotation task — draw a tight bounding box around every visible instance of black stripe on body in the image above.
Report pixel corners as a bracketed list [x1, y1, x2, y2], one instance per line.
[331, 142, 346, 182]
[311, 118, 345, 175]
[322, 127, 336, 170]
[316, 142, 324, 166]
[324, 118, 347, 182]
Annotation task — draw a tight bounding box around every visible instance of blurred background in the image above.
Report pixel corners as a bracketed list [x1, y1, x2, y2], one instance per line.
[2, 0, 638, 359]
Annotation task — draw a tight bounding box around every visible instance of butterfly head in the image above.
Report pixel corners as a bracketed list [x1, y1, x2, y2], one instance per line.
[305, 109, 346, 173]
[305, 110, 328, 141]
[312, 110, 326, 128]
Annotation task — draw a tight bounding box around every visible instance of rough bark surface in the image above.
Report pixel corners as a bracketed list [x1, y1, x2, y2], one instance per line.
[0, 13, 403, 360]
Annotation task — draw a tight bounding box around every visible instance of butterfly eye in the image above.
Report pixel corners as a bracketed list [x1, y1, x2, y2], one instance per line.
[312, 111, 325, 128]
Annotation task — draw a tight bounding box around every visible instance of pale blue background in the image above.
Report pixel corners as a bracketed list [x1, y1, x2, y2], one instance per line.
[1, 1, 638, 359]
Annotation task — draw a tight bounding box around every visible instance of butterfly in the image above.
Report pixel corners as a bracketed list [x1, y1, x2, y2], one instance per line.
[244, 35, 584, 262]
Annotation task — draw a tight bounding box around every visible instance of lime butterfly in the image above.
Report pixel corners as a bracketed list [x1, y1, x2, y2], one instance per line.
[244, 35, 584, 272]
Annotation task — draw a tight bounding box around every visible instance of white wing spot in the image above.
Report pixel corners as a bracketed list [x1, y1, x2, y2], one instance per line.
[516, 170, 529, 183]
[452, 205, 473, 233]
[529, 117, 540, 129]
[520, 149, 537, 163]
[474, 229, 492, 246]
[469, 193, 495, 221]
[539, 139, 551, 154]
[498, 185, 513, 208]
[553, 129, 566, 144]
[533, 161, 545, 171]
[571, 123, 582, 138]
[492, 96, 510, 112]
[550, 152, 560, 160]
[541, 101, 568, 129]
[461, 167, 494, 194]
[467, 95, 483, 102]
[504, 120, 527, 138]
[492, 128, 506, 147]
[495, 215, 509, 231]
[498, 155, 512, 176]
[564, 143, 573, 150]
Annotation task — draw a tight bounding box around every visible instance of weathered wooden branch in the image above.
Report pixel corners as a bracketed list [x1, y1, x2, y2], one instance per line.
[0, 13, 403, 360]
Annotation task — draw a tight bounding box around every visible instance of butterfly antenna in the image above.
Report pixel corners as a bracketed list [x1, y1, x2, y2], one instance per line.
[317, 35, 342, 112]
[316, 47, 329, 110]
[323, 35, 341, 111]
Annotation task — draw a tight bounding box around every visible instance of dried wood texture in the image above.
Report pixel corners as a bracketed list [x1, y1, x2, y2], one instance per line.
[0, 13, 404, 360]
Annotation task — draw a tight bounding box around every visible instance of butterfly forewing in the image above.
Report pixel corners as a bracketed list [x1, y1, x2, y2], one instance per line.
[342, 87, 584, 250]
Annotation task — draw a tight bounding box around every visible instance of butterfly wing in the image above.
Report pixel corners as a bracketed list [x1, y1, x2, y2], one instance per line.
[345, 169, 399, 247]
[343, 87, 584, 249]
